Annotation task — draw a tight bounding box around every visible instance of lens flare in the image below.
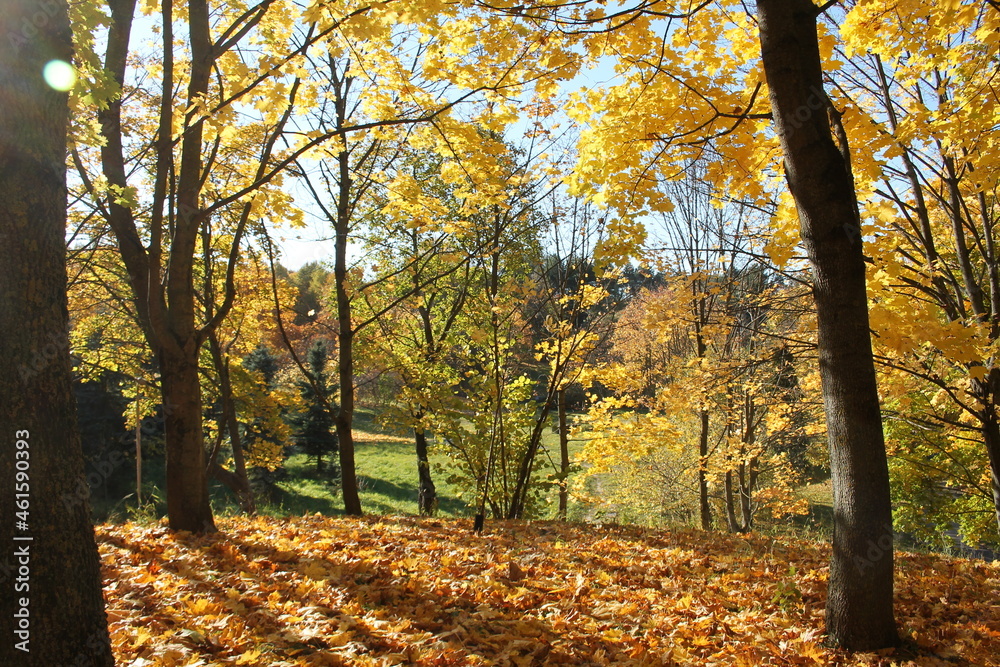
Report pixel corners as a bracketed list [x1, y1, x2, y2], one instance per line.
[43, 60, 76, 91]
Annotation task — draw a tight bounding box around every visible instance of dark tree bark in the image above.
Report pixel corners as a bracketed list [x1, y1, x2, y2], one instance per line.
[414, 426, 438, 515]
[207, 338, 256, 514]
[333, 103, 363, 517]
[557, 387, 570, 520]
[694, 315, 712, 530]
[740, 459, 757, 530]
[725, 397, 759, 533]
[977, 399, 1000, 529]
[757, 0, 899, 650]
[413, 307, 439, 517]
[697, 408, 712, 530]
[203, 229, 254, 514]
[507, 400, 553, 520]
[159, 0, 218, 533]
[725, 460, 758, 533]
[92, 0, 216, 533]
[91, 0, 300, 532]
[159, 345, 215, 531]
[724, 471, 742, 533]
[0, 0, 114, 663]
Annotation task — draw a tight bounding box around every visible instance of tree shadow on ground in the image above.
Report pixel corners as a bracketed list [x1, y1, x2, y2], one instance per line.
[355, 476, 468, 516]
[99, 519, 645, 664]
[97, 516, 1000, 666]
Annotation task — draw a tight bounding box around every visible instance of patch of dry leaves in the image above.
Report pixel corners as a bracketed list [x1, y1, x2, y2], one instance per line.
[96, 516, 1000, 666]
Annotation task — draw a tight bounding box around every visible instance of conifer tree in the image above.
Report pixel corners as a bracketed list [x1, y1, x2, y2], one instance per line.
[291, 341, 339, 479]
[244, 345, 280, 390]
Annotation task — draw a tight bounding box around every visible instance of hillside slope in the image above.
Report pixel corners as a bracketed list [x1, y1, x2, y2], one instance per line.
[98, 517, 999, 666]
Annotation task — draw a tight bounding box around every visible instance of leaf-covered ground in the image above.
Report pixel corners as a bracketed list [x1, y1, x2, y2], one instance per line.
[97, 516, 1000, 666]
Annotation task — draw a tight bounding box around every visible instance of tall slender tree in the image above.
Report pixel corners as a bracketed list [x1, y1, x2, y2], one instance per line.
[757, 0, 899, 650]
[0, 0, 113, 662]
[525, 0, 902, 649]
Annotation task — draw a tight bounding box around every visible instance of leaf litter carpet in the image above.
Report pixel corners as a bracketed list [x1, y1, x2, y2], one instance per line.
[97, 516, 1000, 666]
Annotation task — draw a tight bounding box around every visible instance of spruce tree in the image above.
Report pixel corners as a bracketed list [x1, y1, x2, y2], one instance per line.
[291, 341, 339, 479]
[243, 344, 280, 389]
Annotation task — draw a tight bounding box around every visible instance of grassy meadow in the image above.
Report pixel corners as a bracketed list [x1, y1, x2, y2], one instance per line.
[94, 407, 592, 524]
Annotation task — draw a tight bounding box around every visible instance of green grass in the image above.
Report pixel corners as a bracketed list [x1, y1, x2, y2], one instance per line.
[260, 406, 596, 520]
[92, 406, 596, 523]
[234, 406, 479, 518]
[265, 441, 472, 518]
[88, 407, 842, 546]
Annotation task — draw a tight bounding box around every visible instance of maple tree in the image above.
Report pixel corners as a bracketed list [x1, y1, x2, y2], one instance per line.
[681, 186, 816, 529]
[576, 259, 818, 534]
[68, 219, 293, 512]
[21, 0, 1000, 657]
[69, 0, 543, 528]
[504, 198, 619, 521]
[398, 140, 623, 525]
[324, 122, 578, 522]
[750, 0, 899, 648]
[71, 0, 321, 532]
[279, 0, 581, 515]
[514, 0, 901, 649]
[426, 163, 548, 523]
[526, 197, 620, 520]
[640, 171, 772, 531]
[67, 241, 154, 391]
[827, 0, 1000, 536]
[201, 236, 270, 515]
[358, 152, 474, 515]
[0, 0, 113, 662]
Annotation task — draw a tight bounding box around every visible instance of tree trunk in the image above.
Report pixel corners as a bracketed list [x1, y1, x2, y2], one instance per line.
[693, 318, 712, 531]
[738, 400, 758, 532]
[92, 0, 218, 533]
[724, 461, 756, 533]
[476, 225, 507, 529]
[221, 368, 254, 514]
[558, 387, 570, 520]
[160, 347, 216, 532]
[135, 393, 142, 503]
[475, 425, 500, 533]
[757, 0, 899, 650]
[207, 340, 255, 514]
[414, 427, 438, 515]
[0, 1, 114, 661]
[698, 408, 712, 530]
[740, 458, 757, 531]
[507, 401, 553, 519]
[976, 398, 1000, 530]
[334, 152, 363, 516]
[724, 472, 741, 532]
